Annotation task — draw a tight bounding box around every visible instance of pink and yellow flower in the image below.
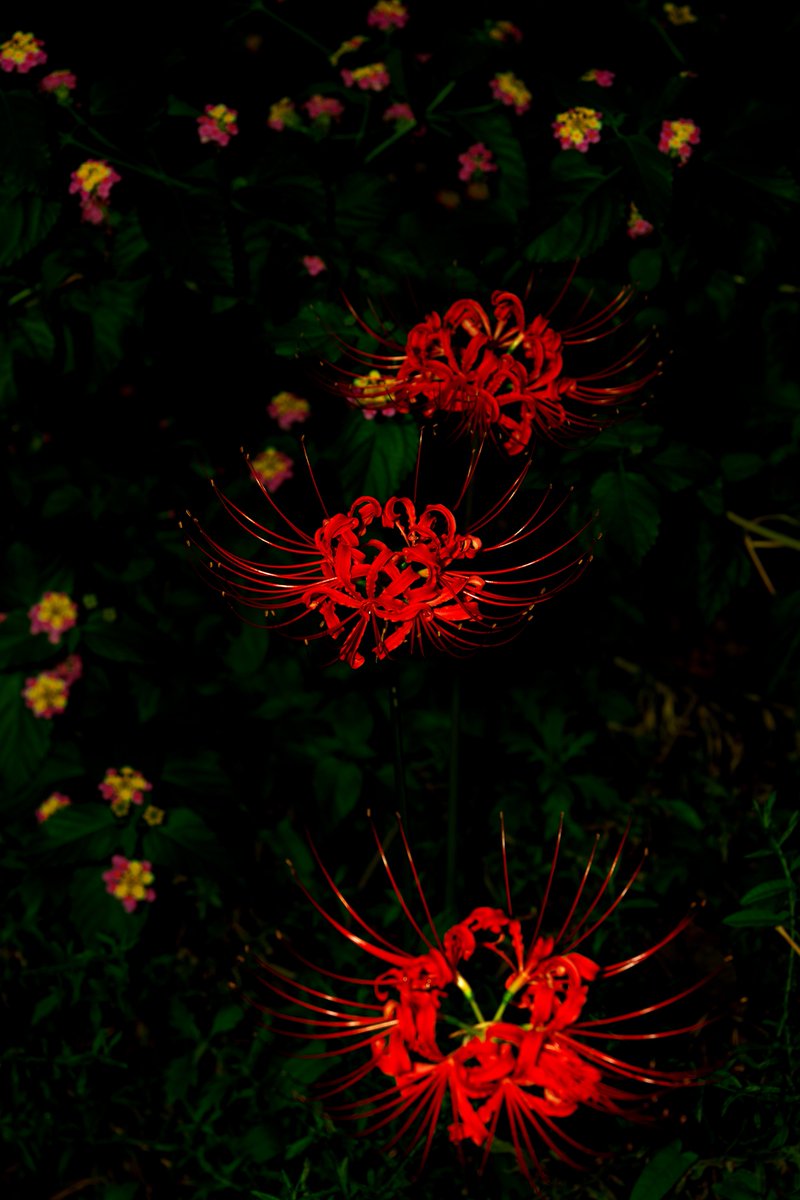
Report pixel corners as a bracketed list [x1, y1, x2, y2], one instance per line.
[69, 160, 121, 225]
[489, 72, 531, 115]
[304, 95, 344, 122]
[0, 31, 46, 74]
[302, 254, 327, 277]
[22, 671, 70, 719]
[457, 142, 498, 183]
[251, 447, 294, 493]
[102, 855, 156, 913]
[341, 63, 390, 92]
[197, 104, 239, 147]
[664, 3, 697, 24]
[99, 766, 153, 814]
[55, 653, 82, 685]
[39, 69, 76, 100]
[581, 68, 615, 87]
[383, 102, 415, 124]
[352, 370, 398, 418]
[487, 19, 523, 43]
[267, 391, 311, 430]
[28, 591, 78, 644]
[268, 97, 299, 131]
[367, 0, 409, 30]
[552, 107, 603, 152]
[627, 202, 654, 239]
[330, 35, 367, 66]
[36, 792, 72, 824]
[658, 118, 701, 164]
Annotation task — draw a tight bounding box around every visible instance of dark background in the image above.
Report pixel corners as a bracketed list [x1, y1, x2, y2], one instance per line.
[2, 2, 798, 1197]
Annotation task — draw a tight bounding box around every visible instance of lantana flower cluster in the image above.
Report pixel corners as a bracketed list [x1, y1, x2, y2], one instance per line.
[23, 655, 82, 718]
[197, 104, 239, 146]
[457, 143, 498, 183]
[267, 391, 310, 430]
[627, 203, 654, 239]
[489, 71, 531, 115]
[581, 68, 615, 87]
[99, 766, 153, 816]
[0, 31, 46, 73]
[250, 447, 294, 493]
[28, 591, 78, 644]
[341, 62, 390, 92]
[36, 792, 72, 823]
[367, 0, 409, 30]
[69, 160, 121, 225]
[40, 69, 76, 101]
[102, 856, 156, 913]
[658, 118, 701, 164]
[552, 107, 603, 152]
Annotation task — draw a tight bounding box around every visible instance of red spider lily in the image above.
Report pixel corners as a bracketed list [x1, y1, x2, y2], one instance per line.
[183, 448, 589, 668]
[256, 815, 717, 1188]
[330, 271, 661, 454]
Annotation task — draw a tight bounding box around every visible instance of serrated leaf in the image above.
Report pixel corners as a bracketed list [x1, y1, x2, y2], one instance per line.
[630, 1141, 698, 1200]
[591, 469, 660, 562]
[0, 672, 53, 795]
[526, 183, 620, 262]
[210, 1004, 245, 1036]
[0, 194, 61, 268]
[224, 622, 269, 676]
[338, 415, 420, 499]
[141, 808, 219, 865]
[620, 134, 673, 225]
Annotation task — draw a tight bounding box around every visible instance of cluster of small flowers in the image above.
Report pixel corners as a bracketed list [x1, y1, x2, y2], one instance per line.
[102, 855, 156, 913]
[40, 69, 76, 101]
[0, 30, 46, 73]
[627, 202, 654, 239]
[98, 765, 153, 816]
[35, 792, 72, 823]
[457, 142, 497, 183]
[486, 19, 523, 43]
[664, 2, 697, 24]
[581, 67, 615, 87]
[251, 448, 294, 493]
[552, 107, 603, 152]
[197, 103, 238, 146]
[23, 655, 82, 718]
[267, 391, 310, 430]
[341, 62, 390, 92]
[658, 117, 701, 164]
[489, 71, 531, 115]
[69, 160, 121, 225]
[366, 0, 409, 30]
[28, 591, 78, 644]
[383, 102, 415, 125]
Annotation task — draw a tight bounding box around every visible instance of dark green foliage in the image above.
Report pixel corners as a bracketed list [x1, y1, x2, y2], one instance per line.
[1, 2, 798, 1198]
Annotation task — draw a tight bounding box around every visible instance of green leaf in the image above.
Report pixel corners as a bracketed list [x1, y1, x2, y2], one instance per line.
[629, 249, 662, 291]
[141, 808, 219, 865]
[313, 755, 362, 821]
[723, 907, 789, 928]
[649, 443, 712, 491]
[591, 469, 660, 562]
[210, 1004, 245, 1036]
[0, 194, 61, 268]
[161, 749, 228, 794]
[526, 181, 620, 262]
[620, 134, 673, 225]
[720, 453, 764, 481]
[337, 416, 420, 499]
[738, 880, 790, 907]
[697, 520, 751, 621]
[0, 672, 53, 795]
[224, 621, 269, 676]
[629, 1141, 698, 1200]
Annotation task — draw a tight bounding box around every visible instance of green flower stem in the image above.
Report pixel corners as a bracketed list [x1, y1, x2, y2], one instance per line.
[455, 972, 486, 1026]
[445, 673, 460, 915]
[389, 682, 408, 826]
[769, 832, 797, 1050]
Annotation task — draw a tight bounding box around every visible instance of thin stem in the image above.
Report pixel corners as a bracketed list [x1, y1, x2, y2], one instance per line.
[389, 682, 408, 826]
[769, 831, 797, 1050]
[445, 673, 460, 915]
[727, 511, 800, 552]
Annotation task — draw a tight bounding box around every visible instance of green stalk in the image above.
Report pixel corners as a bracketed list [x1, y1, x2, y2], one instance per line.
[445, 673, 460, 915]
[389, 681, 408, 826]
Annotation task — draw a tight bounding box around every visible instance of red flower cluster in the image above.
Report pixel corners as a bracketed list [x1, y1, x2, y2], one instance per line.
[333, 278, 659, 454]
[258, 818, 712, 1187]
[185, 454, 588, 669]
